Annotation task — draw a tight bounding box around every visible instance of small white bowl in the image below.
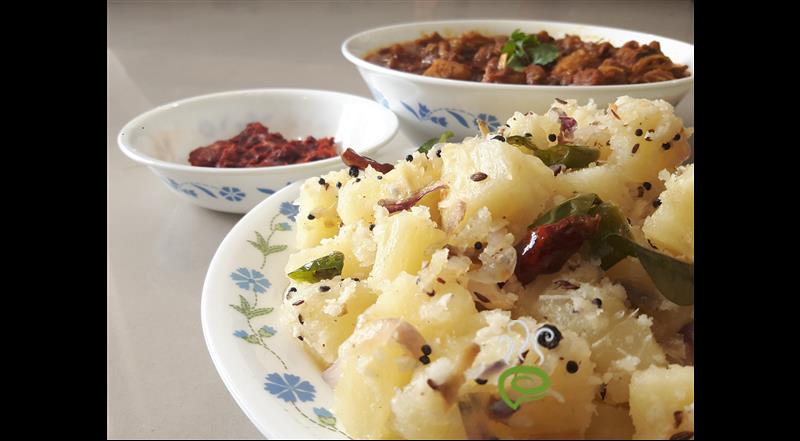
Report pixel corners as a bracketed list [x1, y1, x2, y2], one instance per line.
[118, 89, 398, 214]
[342, 19, 693, 145]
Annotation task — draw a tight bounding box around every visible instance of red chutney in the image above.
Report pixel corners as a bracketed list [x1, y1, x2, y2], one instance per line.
[188, 122, 338, 168]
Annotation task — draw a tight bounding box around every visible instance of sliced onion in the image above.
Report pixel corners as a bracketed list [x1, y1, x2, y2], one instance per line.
[378, 183, 447, 214]
[341, 147, 394, 173]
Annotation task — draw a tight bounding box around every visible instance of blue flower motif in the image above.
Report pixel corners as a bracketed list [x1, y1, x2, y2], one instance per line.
[264, 372, 316, 402]
[259, 325, 277, 337]
[220, 186, 246, 202]
[314, 407, 337, 426]
[477, 113, 501, 131]
[230, 268, 271, 293]
[280, 201, 299, 222]
[431, 116, 448, 127]
[314, 407, 334, 418]
[233, 330, 249, 339]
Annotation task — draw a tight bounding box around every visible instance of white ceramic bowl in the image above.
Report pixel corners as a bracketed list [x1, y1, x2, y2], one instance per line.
[342, 19, 693, 145]
[118, 89, 398, 214]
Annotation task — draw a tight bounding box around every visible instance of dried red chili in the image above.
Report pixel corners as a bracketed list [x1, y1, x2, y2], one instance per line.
[514, 214, 601, 284]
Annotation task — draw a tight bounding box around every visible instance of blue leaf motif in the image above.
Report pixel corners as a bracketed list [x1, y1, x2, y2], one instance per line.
[371, 89, 390, 109]
[401, 102, 419, 119]
[431, 116, 448, 127]
[192, 184, 218, 198]
[447, 110, 469, 128]
[418, 103, 431, 118]
[257, 188, 276, 195]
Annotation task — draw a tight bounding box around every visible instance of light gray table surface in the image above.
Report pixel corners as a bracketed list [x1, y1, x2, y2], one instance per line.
[107, 1, 693, 438]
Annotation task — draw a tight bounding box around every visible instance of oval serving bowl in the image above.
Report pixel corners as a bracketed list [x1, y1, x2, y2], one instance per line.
[118, 89, 398, 214]
[201, 181, 348, 439]
[342, 19, 693, 145]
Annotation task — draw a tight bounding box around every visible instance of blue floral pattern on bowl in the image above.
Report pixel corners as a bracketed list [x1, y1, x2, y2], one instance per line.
[265, 373, 317, 402]
[230, 268, 271, 293]
[400, 101, 501, 131]
[224, 198, 351, 438]
[280, 201, 300, 222]
[220, 186, 246, 201]
[314, 407, 338, 427]
[163, 179, 289, 203]
[368, 86, 390, 109]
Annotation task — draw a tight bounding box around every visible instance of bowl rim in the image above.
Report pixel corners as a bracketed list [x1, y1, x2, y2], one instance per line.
[341, 18, 694, 91]
[117, 88, 399, 175]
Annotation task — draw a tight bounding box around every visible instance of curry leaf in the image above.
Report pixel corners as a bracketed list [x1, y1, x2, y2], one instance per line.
[506, 135, 537, 151]
[526, 193, 693, 305]
[418, 130, 455, 154]
[531, 193, 602, 228]
[605, 235, 694, 306]
[287, 251, 345, 283]
[506, 137, 598, 169]
[588, 202, 633, 268]
[533, 144, 600, 169]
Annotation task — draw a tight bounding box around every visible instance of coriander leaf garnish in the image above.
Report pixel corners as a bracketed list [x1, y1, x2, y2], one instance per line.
[501, 29, 559, 72]
[529, 43, 559, 66]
